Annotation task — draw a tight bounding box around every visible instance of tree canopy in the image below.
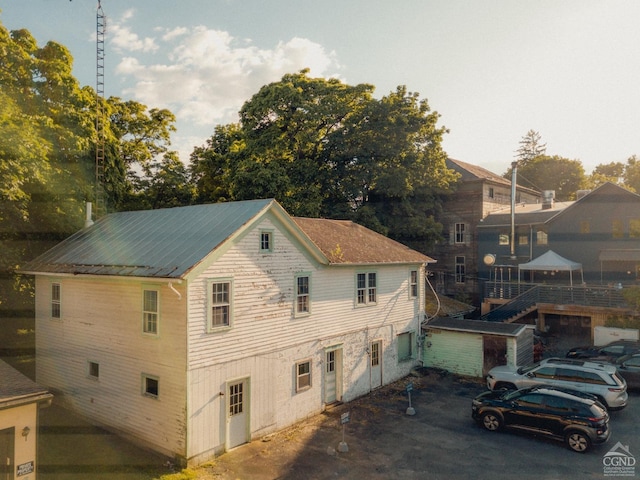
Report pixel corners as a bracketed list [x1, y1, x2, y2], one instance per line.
[190, 70, 456, 249]
[0, 21, 180, 312]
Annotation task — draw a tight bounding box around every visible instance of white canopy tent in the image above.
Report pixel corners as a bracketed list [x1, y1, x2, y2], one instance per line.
[518, 250, 584, 286]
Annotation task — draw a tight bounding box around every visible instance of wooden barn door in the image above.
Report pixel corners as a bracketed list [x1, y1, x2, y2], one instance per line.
[483, 336, 507, 376]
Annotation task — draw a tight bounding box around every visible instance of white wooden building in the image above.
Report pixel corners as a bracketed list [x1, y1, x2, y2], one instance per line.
[21, 199, 433, 465]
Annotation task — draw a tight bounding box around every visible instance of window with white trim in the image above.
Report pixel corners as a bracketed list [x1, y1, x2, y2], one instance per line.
[296, 360, 311, 392]
[409, 270, 418, 298]
[143, 289, 159, 334]
[142, 374, 159, 398]
[260, 230, 273, 252]
[295, 274, 310, 315]
[51, 282, 61, 319]
[356, 272, 377, 305]
[397, 331, 415, 362]
[208, 280, 232, 331]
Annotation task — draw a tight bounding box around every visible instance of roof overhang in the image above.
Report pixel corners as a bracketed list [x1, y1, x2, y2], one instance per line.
[599, 249, 640, 262]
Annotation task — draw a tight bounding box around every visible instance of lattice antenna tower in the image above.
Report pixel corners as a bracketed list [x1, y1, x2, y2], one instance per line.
[95, 0, 106, 217]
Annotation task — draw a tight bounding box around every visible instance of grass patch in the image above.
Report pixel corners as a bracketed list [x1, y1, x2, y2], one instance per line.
[155, 468, 199, 480]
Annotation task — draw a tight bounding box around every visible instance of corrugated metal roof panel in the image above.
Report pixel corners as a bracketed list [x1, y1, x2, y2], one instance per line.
[20, 199, 273, 278]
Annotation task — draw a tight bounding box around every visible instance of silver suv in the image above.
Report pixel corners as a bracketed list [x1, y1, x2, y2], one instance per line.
[486, 358, 628, 410]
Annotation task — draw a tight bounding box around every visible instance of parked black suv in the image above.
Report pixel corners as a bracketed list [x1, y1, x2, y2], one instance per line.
[472, 386, 610, 452]
[566, 339, 640, 361]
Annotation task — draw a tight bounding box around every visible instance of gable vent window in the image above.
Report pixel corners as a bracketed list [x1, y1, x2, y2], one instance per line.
[260, 230, 273, 252]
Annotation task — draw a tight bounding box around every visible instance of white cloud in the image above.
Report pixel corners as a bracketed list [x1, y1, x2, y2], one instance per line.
[112, 23, 341, 141]
[109, 10, 159, 53]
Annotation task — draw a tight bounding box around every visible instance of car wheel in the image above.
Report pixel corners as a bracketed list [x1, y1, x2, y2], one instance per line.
[481, 412, 502, 432]
[565, 431, 591, 453]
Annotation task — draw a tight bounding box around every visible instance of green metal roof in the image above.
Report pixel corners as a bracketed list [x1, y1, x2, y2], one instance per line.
[20, 199, 274, 279]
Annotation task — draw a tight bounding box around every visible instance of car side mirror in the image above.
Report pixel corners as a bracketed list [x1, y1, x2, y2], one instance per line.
[526, 372, 534, 378]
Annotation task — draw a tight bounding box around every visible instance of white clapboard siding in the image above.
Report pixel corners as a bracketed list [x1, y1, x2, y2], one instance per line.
[35, 276, 189, 458]
[185, 218, 423, 460]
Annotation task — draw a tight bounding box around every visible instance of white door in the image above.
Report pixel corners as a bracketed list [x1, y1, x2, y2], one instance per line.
[226, 378, 249, 449]
[325, 348, 342, 404]
[370, 341, 383, 389]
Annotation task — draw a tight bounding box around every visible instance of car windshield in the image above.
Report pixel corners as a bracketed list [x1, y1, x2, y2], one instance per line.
[517, 364, 540, 375]
[502, 390, 524, 401]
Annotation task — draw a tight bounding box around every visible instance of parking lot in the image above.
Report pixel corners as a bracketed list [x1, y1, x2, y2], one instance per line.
[38, 358, 640, 479]
[199, 368, 640, 480]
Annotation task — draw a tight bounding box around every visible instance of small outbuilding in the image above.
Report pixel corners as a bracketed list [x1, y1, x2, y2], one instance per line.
[422, 318, 534, 378]
[0, 360, 52, 480]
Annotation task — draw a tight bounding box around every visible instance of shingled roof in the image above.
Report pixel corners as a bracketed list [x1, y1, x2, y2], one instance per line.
[0, 360, 52, 408]
[293, 217, 434, 265]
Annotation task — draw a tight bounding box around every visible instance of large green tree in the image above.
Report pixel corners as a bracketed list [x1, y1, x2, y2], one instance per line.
[587, 155, 640, 192]
[190, 70, 455, 249]
[514, 155, 586, 201]
[0, 21, 179, 312]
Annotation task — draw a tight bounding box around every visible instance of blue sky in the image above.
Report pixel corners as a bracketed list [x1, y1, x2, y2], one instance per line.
[2, 0, 640, 175]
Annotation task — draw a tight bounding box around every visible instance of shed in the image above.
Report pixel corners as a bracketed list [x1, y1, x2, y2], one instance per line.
[0, 361, 52, 480]
[422, 318, 533, 378]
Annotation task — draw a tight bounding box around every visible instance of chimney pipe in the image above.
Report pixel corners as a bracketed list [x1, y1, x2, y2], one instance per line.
[84, 202, 94, 228]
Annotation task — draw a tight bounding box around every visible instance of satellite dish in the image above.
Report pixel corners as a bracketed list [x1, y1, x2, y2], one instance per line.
[483, 253, 496, 266]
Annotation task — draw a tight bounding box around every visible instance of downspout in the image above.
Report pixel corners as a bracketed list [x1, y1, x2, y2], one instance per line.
[510, 161, 517, 260]
[168, 281, 182, 300]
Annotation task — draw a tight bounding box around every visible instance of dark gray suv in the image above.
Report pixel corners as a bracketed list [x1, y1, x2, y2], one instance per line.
[472, 386, 610, 452]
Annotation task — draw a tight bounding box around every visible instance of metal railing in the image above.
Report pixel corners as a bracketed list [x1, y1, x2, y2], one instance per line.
[482, 284, 629, 322]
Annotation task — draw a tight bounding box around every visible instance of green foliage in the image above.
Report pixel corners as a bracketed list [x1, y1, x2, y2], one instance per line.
[190, 70, 455, 251]
[0, 20, 179, 311]
[586, 156, 640, 192]
[515, 129, 546, 166]
[512, 155, 586, 201]
[622, 286, 640, 311]
[155, 468, 199, 480]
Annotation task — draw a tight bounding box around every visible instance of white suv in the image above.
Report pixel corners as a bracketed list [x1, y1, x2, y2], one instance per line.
[486, 358, 628, 410]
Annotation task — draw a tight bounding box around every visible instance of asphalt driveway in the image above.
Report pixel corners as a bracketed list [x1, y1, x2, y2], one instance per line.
[201, 369, 640, 480]
[38, 366, 640, 480]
